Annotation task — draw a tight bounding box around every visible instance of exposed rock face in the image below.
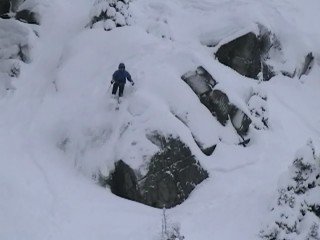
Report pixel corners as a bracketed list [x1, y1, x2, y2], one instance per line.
[88, 0, 132, 31]
[298, 52, 314, 79]
[229, 105, 252, 136]
[105, 134, 208, 208]
[215, 32, 264, 79]
[142, 134, 209, 208]
[108, 160, 142, 202]
[201, 89, 230, 126]
[181, 66, 217, 96]
[182, 66, 252, 137]
[0, 1, 10, 16]
[16, 9, 39, 25]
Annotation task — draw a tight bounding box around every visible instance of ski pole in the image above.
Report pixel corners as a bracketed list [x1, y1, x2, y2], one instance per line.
[107, 82, 113, 92]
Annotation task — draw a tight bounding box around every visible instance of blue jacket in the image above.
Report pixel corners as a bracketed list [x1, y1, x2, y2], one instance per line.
[112, 69, 133, 84]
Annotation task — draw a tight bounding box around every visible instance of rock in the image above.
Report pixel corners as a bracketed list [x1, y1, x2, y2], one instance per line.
[0, 0, 40, 25]
[106, 134, 208, 208]
[229, 105, 252, 136]
[108, 160, 142, 202]
[181, 66, 217, 96]
[142, 134, 209, 208]
[215, 32, 262, 79]
[215, 25, 279, 81]
[261, 62, 275, 81]
[298, 52, 314, 79]
[201, 89, 230, 126]
[0, 0, 10, 16]
[16, 9, 39, 25]
[196, 142, 216, 156]
[181, 66, 252, 133]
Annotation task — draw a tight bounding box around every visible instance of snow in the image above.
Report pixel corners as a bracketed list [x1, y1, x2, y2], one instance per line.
[1, 0, 320, 239]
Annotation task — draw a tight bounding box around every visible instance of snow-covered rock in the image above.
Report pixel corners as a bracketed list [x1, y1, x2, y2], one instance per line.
[89, 0, 132, 31]
[104, 133, 208, 208]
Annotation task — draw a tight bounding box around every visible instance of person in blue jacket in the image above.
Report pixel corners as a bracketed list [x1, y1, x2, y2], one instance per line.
[111, 63, 134, 98]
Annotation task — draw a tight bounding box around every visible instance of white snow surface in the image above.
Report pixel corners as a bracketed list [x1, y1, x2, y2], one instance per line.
[1, 0, 320, 239]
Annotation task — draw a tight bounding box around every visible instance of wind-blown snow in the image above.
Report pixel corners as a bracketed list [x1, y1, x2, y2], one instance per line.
[1, 0, 320, 239]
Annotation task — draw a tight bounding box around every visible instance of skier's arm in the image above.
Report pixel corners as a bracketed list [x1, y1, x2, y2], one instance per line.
[111, 72, 116, 84]
[127, 72, 134, 85]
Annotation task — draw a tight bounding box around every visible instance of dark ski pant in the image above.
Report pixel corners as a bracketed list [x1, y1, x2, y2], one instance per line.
[112, 82, 125, 97]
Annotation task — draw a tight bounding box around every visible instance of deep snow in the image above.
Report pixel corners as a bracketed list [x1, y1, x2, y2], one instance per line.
[1, 0, 320, 239]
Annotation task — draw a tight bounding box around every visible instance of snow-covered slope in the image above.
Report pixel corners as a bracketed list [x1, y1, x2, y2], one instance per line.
[1, 0, 320, 239]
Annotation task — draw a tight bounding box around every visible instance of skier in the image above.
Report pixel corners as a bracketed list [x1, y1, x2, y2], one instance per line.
[111, 63, 134, 99]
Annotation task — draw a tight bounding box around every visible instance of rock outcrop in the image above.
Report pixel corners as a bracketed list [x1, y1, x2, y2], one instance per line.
[214, 25, 279, 81]
[215, 32, 263, 79]
[104, 133, 208, 208]
[0, 0, 40, 25]
[182, 66, 252, 138]
[298, 52, 314, 79]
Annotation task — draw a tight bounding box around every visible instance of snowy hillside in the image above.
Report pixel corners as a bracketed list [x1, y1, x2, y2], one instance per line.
[1, 0, 320, 239]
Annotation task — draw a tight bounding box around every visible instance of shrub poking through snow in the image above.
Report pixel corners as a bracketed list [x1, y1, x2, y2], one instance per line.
[248, 88, 268, 130]
[160, 207, 185, 240]
[0, 18, 37, 94]
[260, 140, 320, 240]
[88, 0, 132, 31]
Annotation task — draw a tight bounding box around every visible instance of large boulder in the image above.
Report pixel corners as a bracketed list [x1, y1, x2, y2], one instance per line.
[181, 66, 217, 96]
[229, 105, 252, 136]
[181, 66, 252, 137]
[298, 52, 314, 79]
[201, 89, 230, 126]
[108, 160, 142, 202]
[16, 9, 39, 25]
[215, 32, 265, 79]
[105, 134, 208, 208]
[0, 0, 10, 16]
[141, 134, 209, 208]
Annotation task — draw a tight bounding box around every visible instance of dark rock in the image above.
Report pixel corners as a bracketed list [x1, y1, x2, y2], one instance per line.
[108, 160, 142, 202]
[229, 105, 252, 137]
[0, 0, 10, 16]
[298, 52, 314, 79]
[16, 9, 39, 25]
[197, 143, 216, 156]
[172, 110, 216, 156]
[201, 89, 230, 126]
[106, 134, 208, 208]
[281, 70, 296, 78]
[215, 32, 263, 79]
[142, 134, 208, 208]
[0, 0, 26, 18]
[262, 62, 275, 81]
[181, 66, 252, 131]
[181, 66, 217, 96]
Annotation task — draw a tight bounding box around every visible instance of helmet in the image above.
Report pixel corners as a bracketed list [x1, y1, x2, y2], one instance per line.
[118, 63, 125, 70]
